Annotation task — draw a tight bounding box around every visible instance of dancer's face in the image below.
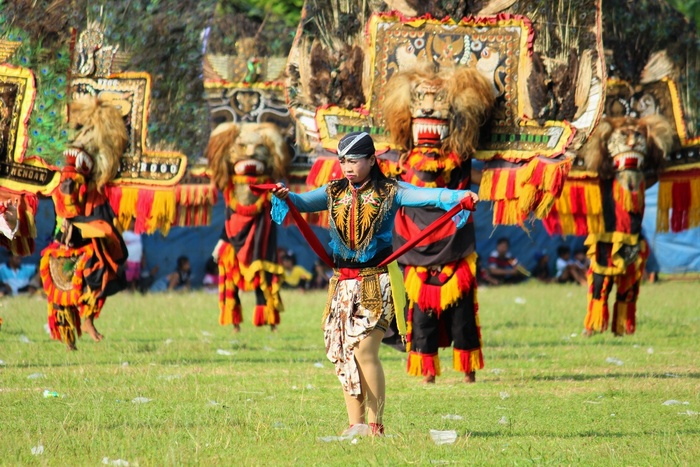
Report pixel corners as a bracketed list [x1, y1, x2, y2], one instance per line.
[340, 155, 375, 184]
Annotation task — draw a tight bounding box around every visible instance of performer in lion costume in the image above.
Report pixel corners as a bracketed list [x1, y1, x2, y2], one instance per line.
[40, 96, 129, 350]
[581, 115, 673, 336]
[382, 63, 495, 383]
[207, 122, 290, 331]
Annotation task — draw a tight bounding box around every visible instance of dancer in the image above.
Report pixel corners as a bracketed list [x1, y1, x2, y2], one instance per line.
[382, 63, 494, 383]
[581, 115, 673, 335]
[207, 122, 290, 332]
[271, 131, 478, 435]
[40, 97, 128, 350]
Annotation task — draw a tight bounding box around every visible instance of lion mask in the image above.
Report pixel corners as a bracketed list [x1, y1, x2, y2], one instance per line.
[206, 122, 290, 191]
[582, 115, 674, 190]
[383, 62, 495, 160]
[67, 96, 128, 192]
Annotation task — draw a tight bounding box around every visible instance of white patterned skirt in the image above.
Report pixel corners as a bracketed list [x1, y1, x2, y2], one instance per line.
[323, 272, 394, 396]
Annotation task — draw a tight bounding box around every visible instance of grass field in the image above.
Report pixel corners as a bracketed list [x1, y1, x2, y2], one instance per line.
[1, 281, 699, 466]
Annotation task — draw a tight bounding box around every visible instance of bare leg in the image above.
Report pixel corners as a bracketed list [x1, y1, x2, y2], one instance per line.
[354, 329, 386, 426]
[342, 390, 365, 426]
[81, 316, 103, 342]
[464, 371, 476, 383]
[423, 375, 436, 384]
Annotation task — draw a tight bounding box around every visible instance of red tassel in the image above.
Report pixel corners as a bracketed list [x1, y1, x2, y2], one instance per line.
[671, 181, 690, 232]
[252, 305, 266, 326]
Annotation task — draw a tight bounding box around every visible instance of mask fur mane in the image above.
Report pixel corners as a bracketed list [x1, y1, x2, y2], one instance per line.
[69, 96, 128, 192]
[582, 114, 674, 179]
[383, 62, 495, 160]
[206, 122, 290, 191]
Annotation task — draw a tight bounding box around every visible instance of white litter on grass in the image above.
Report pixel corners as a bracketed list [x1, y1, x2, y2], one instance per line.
[605, 357, 624, 366]
[647, 347, 654, 354]
[164, 339, 173, 345]
[313, 362, 324, 368]
[514, 297, 526, 305]
[319, 424, 370, 442]
[678, 410, 699, 416]
[306, 384, 315, 390]
[216, 349, 233, 356]
[31, 445, 44, 455]
[498, 416, 508, 425]
[263, 346, 275, 352]
[273, 421, 285, 429]
[208, 400, 220, 406]
[499, 392, 510, 400]
[430, 430, 458, 445]
[131, 397, 152, 404]
[662, 400, 690, 406]
[121, 362, 129, 367]
[19, 335, 31, 344]
[43, 323, 51, 334]
[570, 333, 578, 338]
[610, 413, 616, 417]
[0, 360, 5, 365]
[27, 373, 45, 379]
[201, 331, 213, 337]
[665, 373, 679, 378]
[291, 386, 298, 390]
[490, 368, 504, 375]
[102, 457, 130, 466]
[441, 414, 463, 420]
[159, 374, 182, 381]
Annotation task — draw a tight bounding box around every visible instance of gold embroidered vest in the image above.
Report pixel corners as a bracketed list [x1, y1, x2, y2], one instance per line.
[326, 178, 398, 257]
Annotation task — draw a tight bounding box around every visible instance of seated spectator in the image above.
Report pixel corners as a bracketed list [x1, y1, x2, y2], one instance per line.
[487, 237, 527, 284]
[530, 250, 552, 283]
[150, 256, 192, 292]
[477, 256, 500, 286]
[0, 255, 41, 296]
[310, 259, 333, 290]
[281, 252, 312, 290]
[573, 248, 590, 271]
[203, 257, 219, 293]
[555, 245, 587, 285]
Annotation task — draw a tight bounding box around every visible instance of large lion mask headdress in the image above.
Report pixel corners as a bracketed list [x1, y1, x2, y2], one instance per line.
[383, 62, 495, 160]
[581, 114, 674, 189]
[206, 122, 290, 191]
[67, 96, 128, 192]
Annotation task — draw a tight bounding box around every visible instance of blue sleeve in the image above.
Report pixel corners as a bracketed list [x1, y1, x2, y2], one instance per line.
[395, 181, 468, 211]
[271, 186, 328, 225]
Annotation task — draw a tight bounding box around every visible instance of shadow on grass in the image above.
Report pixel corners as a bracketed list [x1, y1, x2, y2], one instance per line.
[530, 372, 700, 381]
[467, 428, 700, 438]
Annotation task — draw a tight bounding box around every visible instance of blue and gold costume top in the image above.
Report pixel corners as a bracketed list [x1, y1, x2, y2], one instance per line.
[272, 178, 469, 265]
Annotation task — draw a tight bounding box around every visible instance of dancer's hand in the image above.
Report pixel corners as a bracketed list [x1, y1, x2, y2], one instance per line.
[272, 182, 289, 200]
[460, 191, 479, 210]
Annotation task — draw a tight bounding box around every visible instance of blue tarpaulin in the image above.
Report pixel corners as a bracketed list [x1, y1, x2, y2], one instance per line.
[4, 183, 699, 287]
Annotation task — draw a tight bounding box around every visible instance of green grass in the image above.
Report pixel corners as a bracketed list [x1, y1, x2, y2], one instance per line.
[1, 281, 699, 466]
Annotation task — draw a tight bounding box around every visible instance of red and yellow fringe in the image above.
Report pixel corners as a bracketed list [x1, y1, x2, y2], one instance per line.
[40, 244, 92, 307]
[407, 352, 441, 377]
[479, 157, 571, 225]
[404, 252, 477, 316]
[657, 169, 700, 233]
[217, 242, 284, 327]
[453, 348, 484, 373]
[544, 174, 602, 236]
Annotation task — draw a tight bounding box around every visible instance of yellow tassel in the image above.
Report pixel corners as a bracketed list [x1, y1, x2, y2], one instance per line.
[407, 353, 422, 376]
[691, 177, 700, 229]
[494, 171, 510, 200]
[478, 170, 494, 200]
[148, 190, 177, 235]
[118, 188, 140, 228]
[613, 302, 627, 336]
[656, 179, 672, 232]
